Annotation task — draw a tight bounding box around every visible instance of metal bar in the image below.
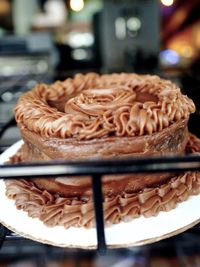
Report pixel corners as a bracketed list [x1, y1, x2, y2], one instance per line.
[91, 174, 106, 254]
[0, 117, 16, 138]
[0, 224, 8, 249]
[1, 155, 200, 178]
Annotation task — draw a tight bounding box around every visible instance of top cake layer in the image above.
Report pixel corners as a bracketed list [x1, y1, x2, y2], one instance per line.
[15, 73, 195, 140]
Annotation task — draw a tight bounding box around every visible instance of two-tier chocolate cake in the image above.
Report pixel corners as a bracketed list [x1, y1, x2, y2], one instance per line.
[5, 73, 200, 228]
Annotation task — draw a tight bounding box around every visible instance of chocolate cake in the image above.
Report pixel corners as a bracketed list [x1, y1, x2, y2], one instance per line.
[5, 73, 200, 228]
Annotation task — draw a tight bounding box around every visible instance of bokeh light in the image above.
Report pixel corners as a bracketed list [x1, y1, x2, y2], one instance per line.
[70, 0, 84, 12]
[160, 0, 174, 7]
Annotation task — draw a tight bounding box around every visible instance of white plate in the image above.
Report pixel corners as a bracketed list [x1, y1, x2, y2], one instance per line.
[0, 140, 200, 248]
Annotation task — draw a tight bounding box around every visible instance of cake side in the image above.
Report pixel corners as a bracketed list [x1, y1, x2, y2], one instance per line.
[16, 118, 189, 197]
[18, 118, 189, 161]
[15, 120, 188, 196]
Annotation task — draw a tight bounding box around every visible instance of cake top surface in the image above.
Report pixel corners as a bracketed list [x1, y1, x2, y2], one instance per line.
[15, 73, 195, 140]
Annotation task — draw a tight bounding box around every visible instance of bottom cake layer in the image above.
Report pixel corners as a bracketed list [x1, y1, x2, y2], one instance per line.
[5, 172, 200, 228]
[5, 133, 200, 229]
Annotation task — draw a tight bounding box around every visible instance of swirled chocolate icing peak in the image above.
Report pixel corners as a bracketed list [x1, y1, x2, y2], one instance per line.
[15, 73, 195, 140]
[65, 86, 136, 116]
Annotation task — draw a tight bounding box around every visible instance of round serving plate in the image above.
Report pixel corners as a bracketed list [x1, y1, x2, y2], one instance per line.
[0, 141, 200, 249]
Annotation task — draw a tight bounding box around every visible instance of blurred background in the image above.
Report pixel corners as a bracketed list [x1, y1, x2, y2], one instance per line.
[0, 0, 200, 266]
[0, 0, 200, 143]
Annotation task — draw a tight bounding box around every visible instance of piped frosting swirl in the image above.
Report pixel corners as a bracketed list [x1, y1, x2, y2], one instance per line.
[15, 73, 195, 140]
[5, 167, 200, 228]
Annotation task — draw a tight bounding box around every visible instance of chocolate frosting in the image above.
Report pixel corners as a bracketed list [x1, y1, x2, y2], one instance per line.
[6, 73, 199, 228]
[15, 73, 195, 140]
[5, 172, 200, 228]
[20, 117, 189, 161]
[5, 133, 200, 228]
[186, 133, 200, 153]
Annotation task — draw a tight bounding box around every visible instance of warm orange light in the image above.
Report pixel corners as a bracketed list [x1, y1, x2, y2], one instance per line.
[180, 46, 194, 58]
[0, 0, 10, 15]
[160, 0, 174, 7]
[70, 0, 84, 12]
